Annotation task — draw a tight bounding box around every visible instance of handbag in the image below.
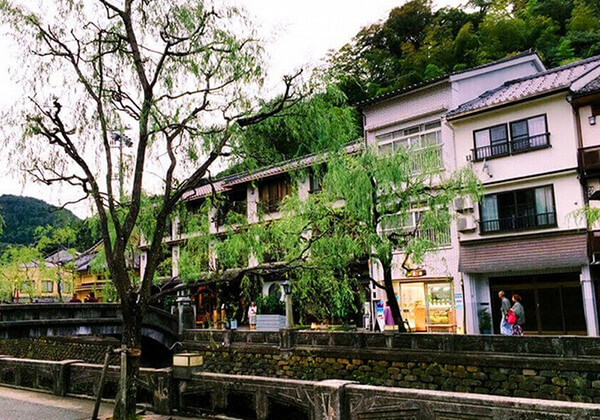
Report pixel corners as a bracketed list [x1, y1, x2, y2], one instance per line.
[507, 309, 517, 325]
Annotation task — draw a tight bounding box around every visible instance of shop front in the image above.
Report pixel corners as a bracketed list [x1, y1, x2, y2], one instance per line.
[393, 278, 456, 333]
[459, 231, 599, 335]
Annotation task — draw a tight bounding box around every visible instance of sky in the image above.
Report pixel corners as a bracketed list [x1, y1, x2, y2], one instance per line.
[0, 0, 463, 218]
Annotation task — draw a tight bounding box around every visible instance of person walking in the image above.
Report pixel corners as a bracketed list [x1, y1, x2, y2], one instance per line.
[498, 291, 512, 335]
[383, 301, 395, 330]
[510, 294, 526, 336]
[248, 301, 257, 330]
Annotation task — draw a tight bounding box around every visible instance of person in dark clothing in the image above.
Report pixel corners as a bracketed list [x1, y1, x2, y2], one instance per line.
[84, 292, 99, 303]
[498, 291, 512, 335]
[511, 294, 526, 336]
[69, 293, 82, 303]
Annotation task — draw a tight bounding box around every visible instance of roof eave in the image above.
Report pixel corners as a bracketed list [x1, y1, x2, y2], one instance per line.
[447, 88, 570, 122]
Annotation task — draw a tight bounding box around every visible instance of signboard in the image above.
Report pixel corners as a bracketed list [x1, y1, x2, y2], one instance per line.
[454, 293, 463, 309]
[375, 301, 385, 332]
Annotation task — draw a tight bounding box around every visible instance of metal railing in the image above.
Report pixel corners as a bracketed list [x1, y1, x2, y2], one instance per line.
[473, 133, 550, 161]
[480, 211, 556, 233]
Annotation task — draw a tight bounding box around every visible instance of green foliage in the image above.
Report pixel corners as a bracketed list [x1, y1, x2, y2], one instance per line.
[227, 83, 360, 172]
[0, 195, 80, 251]
[328, 0, 600, 104]
[257, 293, 285, 315]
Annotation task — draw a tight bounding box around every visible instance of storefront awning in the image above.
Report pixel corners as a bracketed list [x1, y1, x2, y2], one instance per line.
[459, 231, 588, 273]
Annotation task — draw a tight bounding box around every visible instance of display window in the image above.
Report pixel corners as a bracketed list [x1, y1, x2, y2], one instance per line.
[394, 280, 455, 332]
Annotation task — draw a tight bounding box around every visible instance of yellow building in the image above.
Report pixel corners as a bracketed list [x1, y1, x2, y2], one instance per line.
[9, 249, 77, 302]
[73, 241, 110, 302]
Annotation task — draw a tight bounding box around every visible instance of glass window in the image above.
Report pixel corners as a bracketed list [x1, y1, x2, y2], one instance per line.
[510, 115, 548, 152]
[474, 124, 508, 160]
[480, 185, 556, 233]
[427, 283, 453, 326]
[42, 281, 54, 293]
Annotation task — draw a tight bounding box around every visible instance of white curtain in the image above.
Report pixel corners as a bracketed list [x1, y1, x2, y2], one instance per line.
[481, 195, 499, 231]
[528, 116, 547, 147]
[535, 186, 554, 225]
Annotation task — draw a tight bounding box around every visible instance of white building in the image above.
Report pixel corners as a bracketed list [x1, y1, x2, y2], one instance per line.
[448, 55, 600, 336]
[358, 51, 546, 333]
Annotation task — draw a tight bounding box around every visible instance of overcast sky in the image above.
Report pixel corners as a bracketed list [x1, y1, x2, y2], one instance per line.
[0, 0, 463, 218]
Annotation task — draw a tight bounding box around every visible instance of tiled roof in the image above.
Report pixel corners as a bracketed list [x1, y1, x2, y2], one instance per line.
[573, 76, 600, 96]
[356, 50, 541, 108]
[448, 55, 600, 118]
[184, 142, 363, 201]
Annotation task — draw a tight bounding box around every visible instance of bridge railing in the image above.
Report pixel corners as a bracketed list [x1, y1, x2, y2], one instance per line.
[183, 328, 600, 358]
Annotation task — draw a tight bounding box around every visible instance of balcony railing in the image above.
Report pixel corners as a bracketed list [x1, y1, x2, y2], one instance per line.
[480, 211, 556, 233]
[473, 133, 550, 161]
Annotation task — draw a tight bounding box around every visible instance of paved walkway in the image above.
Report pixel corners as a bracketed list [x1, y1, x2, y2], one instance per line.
[0, 386, 239, 419]
[0, 386, 113, 420]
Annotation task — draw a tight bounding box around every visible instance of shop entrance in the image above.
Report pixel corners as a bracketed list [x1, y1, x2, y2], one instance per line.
[489, 273, 586, 335]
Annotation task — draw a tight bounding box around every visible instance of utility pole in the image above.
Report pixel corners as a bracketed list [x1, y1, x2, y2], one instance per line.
[110, 128, 133, 202]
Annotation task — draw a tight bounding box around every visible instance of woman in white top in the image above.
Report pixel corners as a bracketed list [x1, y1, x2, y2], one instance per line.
[248, 301, 257, 330]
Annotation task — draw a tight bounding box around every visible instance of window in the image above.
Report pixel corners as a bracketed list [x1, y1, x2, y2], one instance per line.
[41, 280, 54, 293]
[21, 280, 33, 291]
[480, 185, 556, 233]
[216, 188, 247, 226]
[510, 115, 548, 152]
[260, 177, 291, 213]
[473, 124, 509, 160]
[308, 167, 324, 194]
[380, 206, 451, 247]
[473, 115, 550, 161]
[377, 121, 443, 170]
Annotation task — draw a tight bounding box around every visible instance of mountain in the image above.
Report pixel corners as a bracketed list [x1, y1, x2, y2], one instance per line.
[0, 195, 81, 249]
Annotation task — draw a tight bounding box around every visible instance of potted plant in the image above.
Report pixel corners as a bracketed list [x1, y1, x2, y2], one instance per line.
[478, 308, 492, 334]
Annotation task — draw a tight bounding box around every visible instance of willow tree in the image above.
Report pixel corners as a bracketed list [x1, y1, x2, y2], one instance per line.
[0, 1, 298, 418]
[175, 143, 480, 329]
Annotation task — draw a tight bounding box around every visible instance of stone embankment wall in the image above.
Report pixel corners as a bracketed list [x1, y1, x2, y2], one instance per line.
[0, 355, 172, 414]
[0, 337, 120, 364]
[183, 329, 600, 404]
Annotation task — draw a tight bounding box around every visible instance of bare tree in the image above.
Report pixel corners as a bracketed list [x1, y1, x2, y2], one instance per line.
[0, 1, 299, 418]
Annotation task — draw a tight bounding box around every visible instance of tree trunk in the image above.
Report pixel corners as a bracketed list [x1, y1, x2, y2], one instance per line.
[382, 263, 407, 333]
[113, 298, 143, 420]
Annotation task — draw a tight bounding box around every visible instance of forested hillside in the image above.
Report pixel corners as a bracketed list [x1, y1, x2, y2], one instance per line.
[0, 195, 80, 249]
[330, 0, 600, 104]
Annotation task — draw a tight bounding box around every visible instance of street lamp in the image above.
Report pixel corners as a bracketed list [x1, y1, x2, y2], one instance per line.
[282, 280, 293, 328]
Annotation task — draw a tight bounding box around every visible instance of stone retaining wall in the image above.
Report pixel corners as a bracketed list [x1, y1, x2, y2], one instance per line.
[184, 372, 600, 420]
[0, 337, 120, 364]
[0, 356, 172, 414]
[183, 329, 600, 403]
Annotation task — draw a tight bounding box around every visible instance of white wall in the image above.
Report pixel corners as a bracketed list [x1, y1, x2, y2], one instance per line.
[452, 93, 579, 182]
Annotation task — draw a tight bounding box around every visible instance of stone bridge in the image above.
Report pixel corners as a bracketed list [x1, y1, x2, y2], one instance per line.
[0, 303, 178, 350]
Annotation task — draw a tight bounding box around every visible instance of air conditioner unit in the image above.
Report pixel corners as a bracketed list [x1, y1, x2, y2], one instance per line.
[457, 215, 477, 232]
[454, 196, 474, 213]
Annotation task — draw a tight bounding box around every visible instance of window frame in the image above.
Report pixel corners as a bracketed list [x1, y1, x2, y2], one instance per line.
[472, 114, 550, 162]
[472, 123, 509, 161]
[478, 184, 557, 234]
[509, 114, 550, 155]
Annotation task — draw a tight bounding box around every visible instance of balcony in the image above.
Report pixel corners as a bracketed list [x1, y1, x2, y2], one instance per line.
[578, 145, 600, 178]
[473, 133, 550, 161]
[480, 211, 556, 234]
